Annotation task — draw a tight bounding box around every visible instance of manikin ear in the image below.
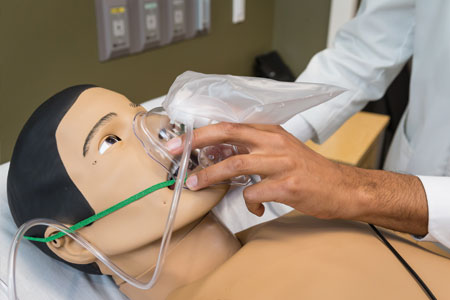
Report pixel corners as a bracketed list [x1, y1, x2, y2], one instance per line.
[44, 226, 96, 264]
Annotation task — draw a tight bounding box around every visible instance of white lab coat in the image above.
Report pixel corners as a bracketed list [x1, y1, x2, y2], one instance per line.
[284, 0, 450, 250]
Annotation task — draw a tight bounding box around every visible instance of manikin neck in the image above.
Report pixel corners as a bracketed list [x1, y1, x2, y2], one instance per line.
[98, 212, 241, 300]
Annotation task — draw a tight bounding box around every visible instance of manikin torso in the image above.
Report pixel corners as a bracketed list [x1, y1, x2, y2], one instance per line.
[114, 210, 450, 300]
[169, 211, 450, 300]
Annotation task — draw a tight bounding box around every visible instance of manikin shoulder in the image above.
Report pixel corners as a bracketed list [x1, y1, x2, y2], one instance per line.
[168, 212, 450, 300]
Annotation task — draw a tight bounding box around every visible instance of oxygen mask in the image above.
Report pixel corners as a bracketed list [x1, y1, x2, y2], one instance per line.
[133, 107, 251, 185]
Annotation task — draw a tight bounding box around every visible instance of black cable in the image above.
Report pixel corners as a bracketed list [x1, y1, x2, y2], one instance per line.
[369, 224, 437, 300]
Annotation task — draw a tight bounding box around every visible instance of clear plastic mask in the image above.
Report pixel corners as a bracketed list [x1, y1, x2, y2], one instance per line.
[133, 107, 251, 185]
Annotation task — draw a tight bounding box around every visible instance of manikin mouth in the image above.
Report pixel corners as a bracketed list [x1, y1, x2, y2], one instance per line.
[167, 150, 200, 190]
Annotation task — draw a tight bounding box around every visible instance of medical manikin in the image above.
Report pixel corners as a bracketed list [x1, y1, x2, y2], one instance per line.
[6, 86, 450, 299]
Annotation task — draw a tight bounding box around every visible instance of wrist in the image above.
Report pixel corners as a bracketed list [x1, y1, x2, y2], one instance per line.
[340, 167, 429, 235]
[324, 163, 370, 220]
[336, 164, 376, 220]
[408, 175, 429, 236]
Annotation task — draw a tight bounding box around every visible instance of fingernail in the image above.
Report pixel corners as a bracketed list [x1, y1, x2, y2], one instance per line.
[186, 175, 198, 190]
[166, 137, 182, 151]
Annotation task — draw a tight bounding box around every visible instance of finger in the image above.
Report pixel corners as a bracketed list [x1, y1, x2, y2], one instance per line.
[245, 124, 284, 133]
[245, 201, 265, 217]
[243, 179, 289, 216]
[166, 123, 273, 155]
[185, 154, 289, 190]
[243, 179, 291, 205]
[246, 124, 296, 141]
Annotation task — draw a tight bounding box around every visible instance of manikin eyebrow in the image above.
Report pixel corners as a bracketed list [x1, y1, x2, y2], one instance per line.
[83, 112, 118, 157]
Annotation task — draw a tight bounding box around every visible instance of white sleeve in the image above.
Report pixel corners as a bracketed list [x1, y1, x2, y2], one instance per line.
[415, 176, 450, 249]
[282, 114, 315, 142]
[297, 0, 415, 143]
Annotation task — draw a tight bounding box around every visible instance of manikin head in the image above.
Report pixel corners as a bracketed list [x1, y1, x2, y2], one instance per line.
[7, 85, 228, 275]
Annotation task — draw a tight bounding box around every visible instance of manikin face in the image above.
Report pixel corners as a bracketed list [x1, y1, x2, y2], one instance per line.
[45, 87, 228, 264]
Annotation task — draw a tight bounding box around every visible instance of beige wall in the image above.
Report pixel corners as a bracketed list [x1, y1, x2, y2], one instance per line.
[0, 0, 331, 164]
[273, 0, 331, 76]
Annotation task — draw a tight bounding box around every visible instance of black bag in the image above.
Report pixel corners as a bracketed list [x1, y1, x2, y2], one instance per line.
[254, 51, 296, 82]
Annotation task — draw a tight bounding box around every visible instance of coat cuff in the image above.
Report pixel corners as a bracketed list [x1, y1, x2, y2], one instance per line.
[413, 176, 450, 249]
[282, 113, 316, 142]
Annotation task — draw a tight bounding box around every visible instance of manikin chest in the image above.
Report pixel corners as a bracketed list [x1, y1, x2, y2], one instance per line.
[169, 213, 450, 300]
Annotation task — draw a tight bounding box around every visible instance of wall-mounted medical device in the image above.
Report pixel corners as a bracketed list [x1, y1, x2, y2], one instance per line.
[165, 0, 211, 43]
[195, 0, 211, 35]
[185, 0, 210, 38]
[95, 0, 131, 61]
[164, 0, 189, 43]
[95, 0, 211, 61]
[129, 0, 162, 53]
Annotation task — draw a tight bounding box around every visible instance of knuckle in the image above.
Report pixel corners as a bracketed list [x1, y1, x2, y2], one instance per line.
[228, 156, 247, 172]
[279, 135, 291, 148]
[197, 169, 210, 186]
[278, 156, 292, 169]
[243, 187, 257, 203]
[272, 133, 289, 148]
[282, 176, 301, 194]
[220, 122, 241, 136]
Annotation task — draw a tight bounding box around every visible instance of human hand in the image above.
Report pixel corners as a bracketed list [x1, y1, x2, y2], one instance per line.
[166, 123, 357, 219]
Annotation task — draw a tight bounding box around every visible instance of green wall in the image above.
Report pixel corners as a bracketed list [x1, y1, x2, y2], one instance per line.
[0, 0, 275, 163]
[273, 0, 331, 76]
[0, 0, 331, 164]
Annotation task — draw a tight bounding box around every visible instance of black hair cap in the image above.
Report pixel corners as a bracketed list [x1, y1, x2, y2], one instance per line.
[7, 85, 102, 275]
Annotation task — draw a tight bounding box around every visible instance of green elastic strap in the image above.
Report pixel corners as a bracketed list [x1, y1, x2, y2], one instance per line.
[24, 178, 178, 243]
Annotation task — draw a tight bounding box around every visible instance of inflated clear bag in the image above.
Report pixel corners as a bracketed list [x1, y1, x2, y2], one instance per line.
[163, 71, 347, 127]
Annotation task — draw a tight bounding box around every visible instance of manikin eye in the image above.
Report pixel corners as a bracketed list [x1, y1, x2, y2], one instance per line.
[99, 135, 121, 155]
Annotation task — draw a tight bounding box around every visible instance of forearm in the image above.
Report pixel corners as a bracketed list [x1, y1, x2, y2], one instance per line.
[341, 165, 429, 236]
